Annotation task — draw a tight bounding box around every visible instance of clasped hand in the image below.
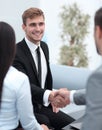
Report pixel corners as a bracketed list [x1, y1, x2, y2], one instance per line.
[49, 88, 70, 113]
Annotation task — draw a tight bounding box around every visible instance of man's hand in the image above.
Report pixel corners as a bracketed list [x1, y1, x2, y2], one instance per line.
[48, 88, 71, 112]
[55, 88, 70, 105]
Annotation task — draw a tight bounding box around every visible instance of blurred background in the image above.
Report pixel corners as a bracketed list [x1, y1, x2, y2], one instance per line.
[0, 0, 102, 70]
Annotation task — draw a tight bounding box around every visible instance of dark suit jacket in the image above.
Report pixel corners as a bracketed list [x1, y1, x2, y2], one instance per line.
[13, 39, 53, 111]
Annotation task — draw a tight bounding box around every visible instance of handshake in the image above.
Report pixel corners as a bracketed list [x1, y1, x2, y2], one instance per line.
[49, 88, 70, 113]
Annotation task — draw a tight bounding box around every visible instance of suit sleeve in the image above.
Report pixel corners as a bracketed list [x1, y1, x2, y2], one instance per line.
[73, 89, 86, 105]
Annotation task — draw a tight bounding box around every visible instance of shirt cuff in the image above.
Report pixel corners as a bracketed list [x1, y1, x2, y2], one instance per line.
[70, 90, 76, 104]
[43, 90, 52, 106]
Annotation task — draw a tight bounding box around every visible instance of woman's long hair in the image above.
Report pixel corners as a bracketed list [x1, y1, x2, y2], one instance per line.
[0, 22, 16, 104]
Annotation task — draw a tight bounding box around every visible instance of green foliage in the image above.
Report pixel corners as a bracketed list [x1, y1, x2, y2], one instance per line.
[58, 3, 90, 67]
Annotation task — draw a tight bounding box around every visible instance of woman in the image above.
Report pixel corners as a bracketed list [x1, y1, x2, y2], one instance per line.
[0, 21, 49, 130]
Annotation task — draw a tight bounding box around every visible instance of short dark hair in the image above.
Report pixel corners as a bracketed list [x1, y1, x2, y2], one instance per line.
[0, 22, 16, 103]
[22, 7, 45, 25]
[95, 7, 102, 29]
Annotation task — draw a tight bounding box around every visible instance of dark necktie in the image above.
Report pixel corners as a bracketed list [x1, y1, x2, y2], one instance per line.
[36, 47, 42, 83]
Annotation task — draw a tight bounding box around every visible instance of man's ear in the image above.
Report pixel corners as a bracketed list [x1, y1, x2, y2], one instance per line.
[22, 24, 25, 30]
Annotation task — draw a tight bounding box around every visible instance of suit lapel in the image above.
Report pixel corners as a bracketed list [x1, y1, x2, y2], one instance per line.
[40, 42, 49, 63]
[40, 42, 52, 89]
[22, 39, 38, 78]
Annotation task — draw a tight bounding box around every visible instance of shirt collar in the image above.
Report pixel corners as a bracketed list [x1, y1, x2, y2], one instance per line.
[25, 37, 40, 53]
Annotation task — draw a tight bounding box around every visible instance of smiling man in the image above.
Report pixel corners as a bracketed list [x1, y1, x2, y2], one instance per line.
[13, 7, 75, 130]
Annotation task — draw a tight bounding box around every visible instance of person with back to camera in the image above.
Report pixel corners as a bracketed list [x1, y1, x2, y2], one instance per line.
[50, 7, 102, 130]
[13, 7, 75, 130]
[81, 7, 102, 130]
[0, 21, 49, 130]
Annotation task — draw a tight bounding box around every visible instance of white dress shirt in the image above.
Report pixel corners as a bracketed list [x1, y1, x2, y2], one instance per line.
[0, 66, 43, 130]
[70, 90, 76, 103]
[25, 37, 51, 106]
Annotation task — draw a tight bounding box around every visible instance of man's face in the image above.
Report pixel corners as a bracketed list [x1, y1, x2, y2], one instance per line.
[94, 26, 102, 55]
[22, 16, 45, 44]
